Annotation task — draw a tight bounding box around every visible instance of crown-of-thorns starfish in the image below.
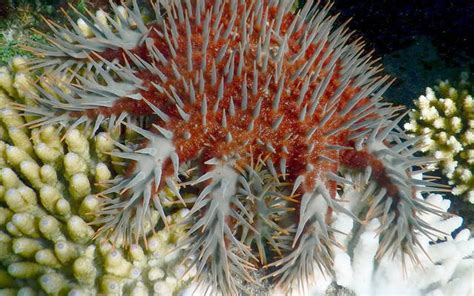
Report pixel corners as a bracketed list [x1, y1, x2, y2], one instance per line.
[18, 0, 450, 294]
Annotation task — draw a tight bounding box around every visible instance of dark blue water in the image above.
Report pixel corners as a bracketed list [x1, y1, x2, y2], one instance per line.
[305, 0, 474, 105]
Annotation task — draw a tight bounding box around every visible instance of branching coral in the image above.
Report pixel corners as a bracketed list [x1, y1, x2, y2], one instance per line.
[405, 73, 474, 202]
[0, 58, 195, 295]
[323, 180, 474, 296]
[0, 0, 463, 294]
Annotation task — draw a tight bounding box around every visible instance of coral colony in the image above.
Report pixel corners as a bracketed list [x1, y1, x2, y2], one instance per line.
[0, 0, 462, 294]
[405, 75, 474, 203]
[0, 62, 193, 294]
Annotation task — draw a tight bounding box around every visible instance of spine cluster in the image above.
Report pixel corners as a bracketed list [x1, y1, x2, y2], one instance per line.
[0, 0, 460, 294]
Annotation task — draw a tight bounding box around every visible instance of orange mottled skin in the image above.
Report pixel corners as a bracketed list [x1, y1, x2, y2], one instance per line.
[83, 2, 382, 197]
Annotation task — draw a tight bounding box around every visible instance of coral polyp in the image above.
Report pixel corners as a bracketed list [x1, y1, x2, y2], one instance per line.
[405, 74, 474, 202]
[10, 0, 452, 294]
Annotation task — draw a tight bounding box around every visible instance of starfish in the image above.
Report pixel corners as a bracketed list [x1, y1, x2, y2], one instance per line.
[19, 0, 449, 293]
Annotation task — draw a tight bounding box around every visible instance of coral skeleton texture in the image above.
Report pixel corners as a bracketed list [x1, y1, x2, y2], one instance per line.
[0, 0, 471, 295]
[312, 190, 474, 296]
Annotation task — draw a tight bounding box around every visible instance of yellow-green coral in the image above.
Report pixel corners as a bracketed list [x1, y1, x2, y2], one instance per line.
[0, 59, 195, 295]
[405, 73, 474, 202]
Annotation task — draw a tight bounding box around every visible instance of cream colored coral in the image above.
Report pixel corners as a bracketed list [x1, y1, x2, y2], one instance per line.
[0, 58, 195, 295]
[405, 73, 474, 201]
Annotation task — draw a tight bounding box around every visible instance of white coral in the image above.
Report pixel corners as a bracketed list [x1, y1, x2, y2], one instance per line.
[309, 193, 474, 296]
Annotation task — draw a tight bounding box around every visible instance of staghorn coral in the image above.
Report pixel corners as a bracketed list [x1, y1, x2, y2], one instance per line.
[0, 0, 462, 294]
[0, 59, 195, 295]
[405, 73, 474, 202]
